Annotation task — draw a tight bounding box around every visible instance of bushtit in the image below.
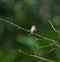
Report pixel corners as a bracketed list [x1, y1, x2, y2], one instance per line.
[30, 25, 36, 34]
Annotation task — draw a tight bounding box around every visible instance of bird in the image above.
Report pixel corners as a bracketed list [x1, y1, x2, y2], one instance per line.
[30, 25, 36, 34]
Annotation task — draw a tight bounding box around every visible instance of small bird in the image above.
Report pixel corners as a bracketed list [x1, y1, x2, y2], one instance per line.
[30, 25, 36, 34]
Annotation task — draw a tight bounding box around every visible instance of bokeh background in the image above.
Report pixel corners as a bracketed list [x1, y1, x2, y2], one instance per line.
[0, 0, 60, 62]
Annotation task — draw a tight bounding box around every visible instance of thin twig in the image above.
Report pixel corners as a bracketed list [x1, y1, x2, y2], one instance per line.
[49, 20, 60, 34]
[19, 49, 54, 62]
[48, 20, 60, 48]
[0, 19, 30, 32]
[36, 42, 54, 48]
[0, 19, 60, 48]
[54, 42, 60, 48]
[35, 34, 60, 48]
[48, 48, 58, 53]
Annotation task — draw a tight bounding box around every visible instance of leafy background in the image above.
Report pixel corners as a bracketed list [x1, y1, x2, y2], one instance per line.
[0, 0, 60, 62]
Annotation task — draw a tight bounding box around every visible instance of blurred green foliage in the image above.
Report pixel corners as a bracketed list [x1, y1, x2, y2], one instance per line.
[0, 0, 60, 62]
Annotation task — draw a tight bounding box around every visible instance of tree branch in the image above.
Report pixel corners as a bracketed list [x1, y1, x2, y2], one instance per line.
[19, 49, 54, 62]
[0, 18, 60, 48]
